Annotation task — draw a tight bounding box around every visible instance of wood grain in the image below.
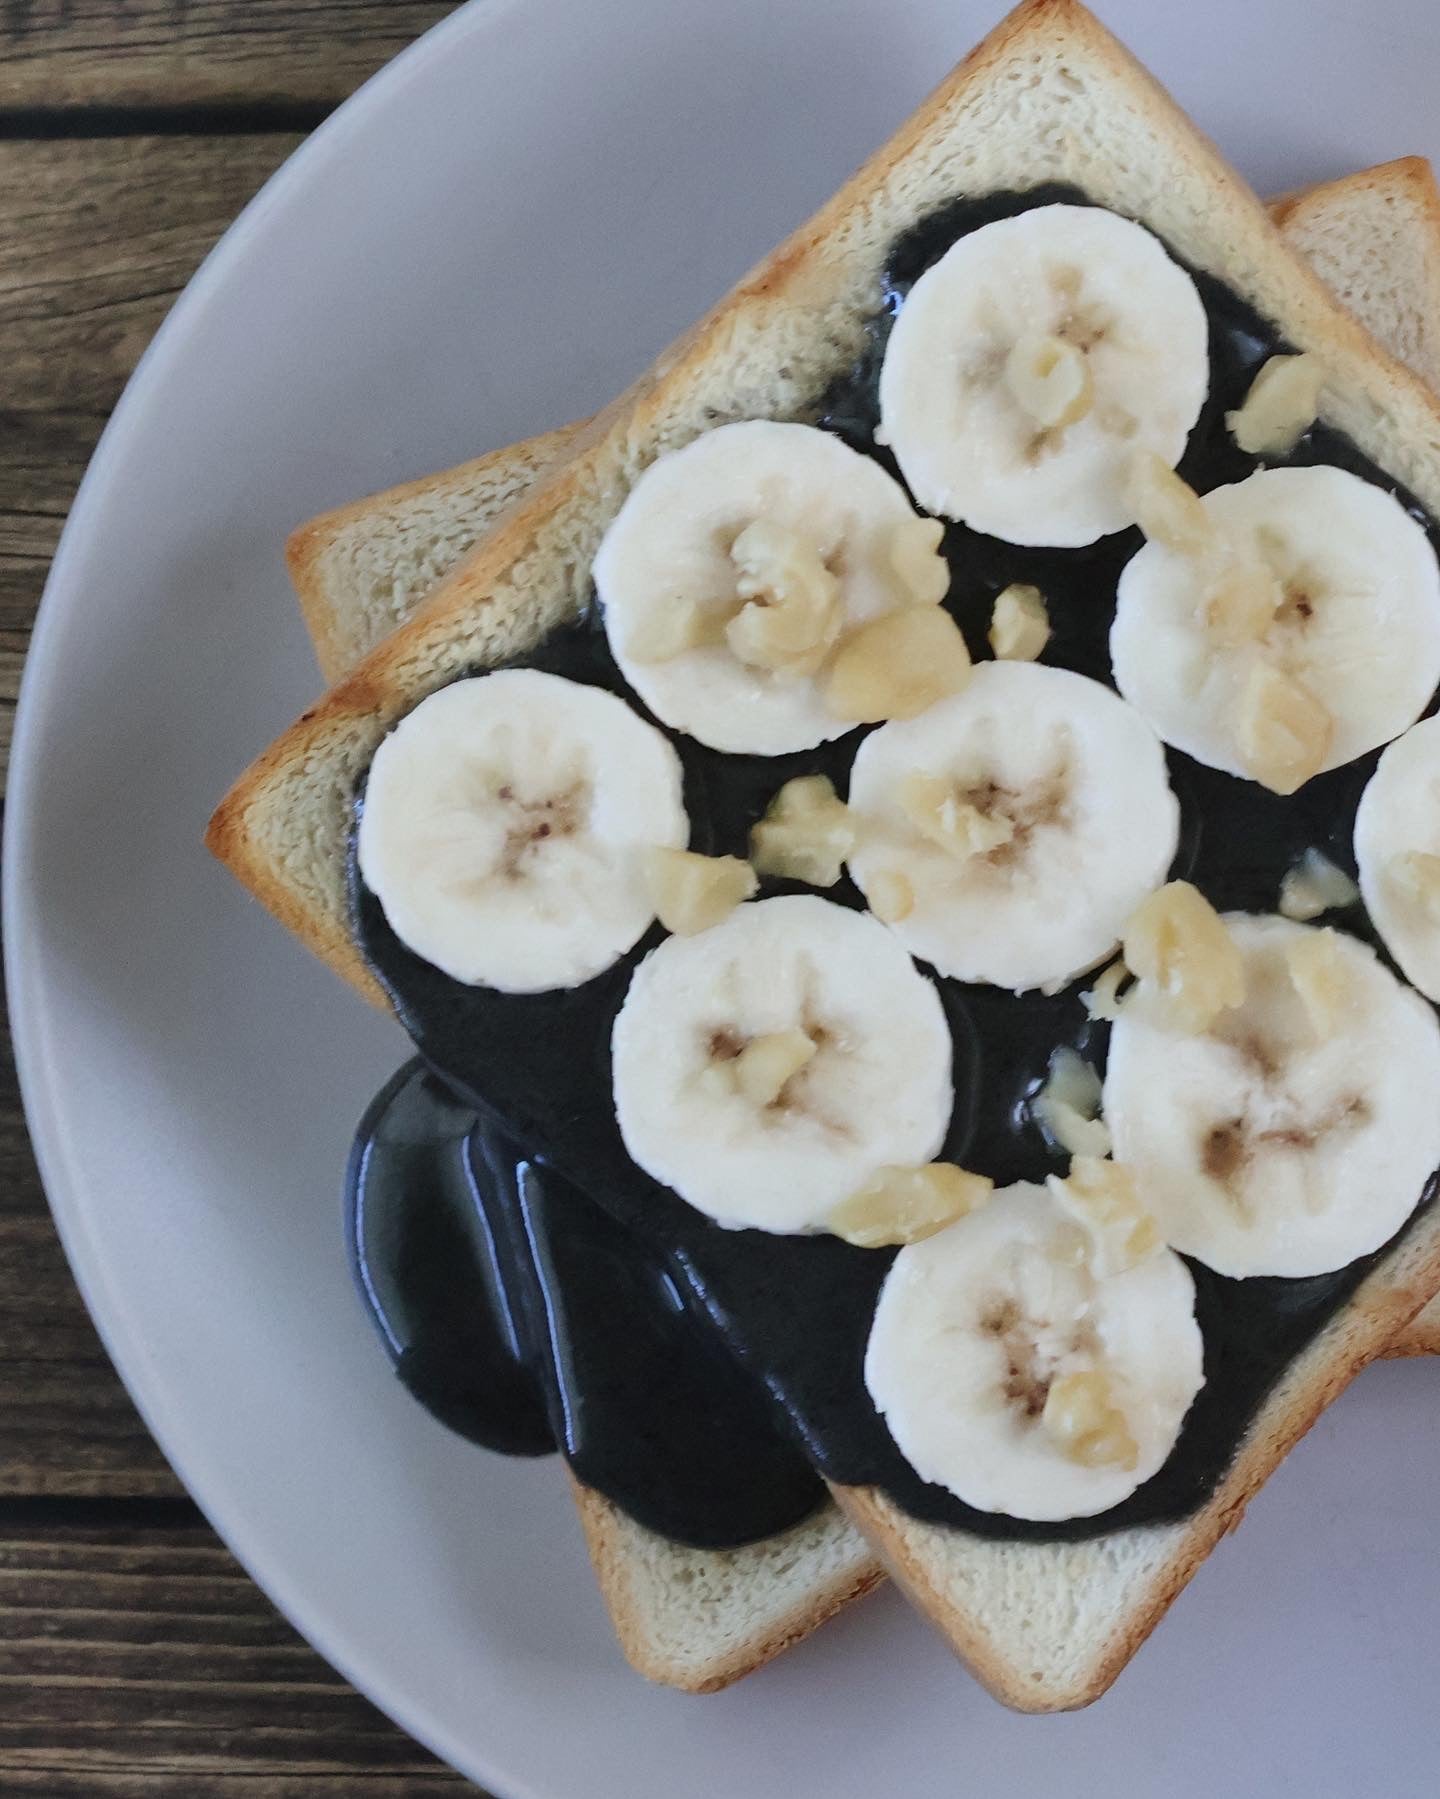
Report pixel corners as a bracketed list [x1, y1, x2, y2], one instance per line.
[0, 132, 301, 786]
[0, 1515, 472, 1791]
[0, 73, 485, 1780]
[0, 2, 459, 111]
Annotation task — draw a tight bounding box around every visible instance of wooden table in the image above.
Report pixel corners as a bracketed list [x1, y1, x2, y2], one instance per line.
[0, 5, 491, 1791]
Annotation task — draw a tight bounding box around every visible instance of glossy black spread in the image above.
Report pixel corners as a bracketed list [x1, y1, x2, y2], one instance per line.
[347, 1058, 825, 1547]
[348, 185, 1440, 1544]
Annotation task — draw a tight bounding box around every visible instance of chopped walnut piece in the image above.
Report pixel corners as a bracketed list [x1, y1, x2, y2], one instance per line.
[645, 848, 757, 936]
[1123, 880, 1246, 1032]
[1279, 848, 1360, 922]
[725, 518, 842, 676]
[867, 867, 915, 924]
[898, 771, 1014, 860]
[1226, 353, 1325, 457]
[888, 515, 950, 607]
[1128, 452, 1211, 556]
[749, 774, 857, 888]
[824, 606, 972, 723]
[829, 1162, 993, 1249]
[1042, 1369, 1139, 1471]
[1392, 849, 1440, 921]
[1005, 331, 1094, 430]
[988, 583, 1052, 661]
[1047, 1156, 1161, 1278]
[1284, 928, 1348, 1042]
[1234, 660, 1332, 795]
[1081, 959, 1130, 1021]
[1032, 1048, 1111, 1159]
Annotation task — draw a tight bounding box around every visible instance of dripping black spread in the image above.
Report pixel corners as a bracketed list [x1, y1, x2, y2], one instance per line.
[344, 186, 1440, 1547]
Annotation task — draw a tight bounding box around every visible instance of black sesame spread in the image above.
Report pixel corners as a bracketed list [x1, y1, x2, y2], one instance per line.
[343, 185, 1440, 1548]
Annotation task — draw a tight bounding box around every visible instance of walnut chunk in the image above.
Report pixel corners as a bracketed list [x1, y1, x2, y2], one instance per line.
[1279, 848, 1360, 921]
[1123, 880, 1246, 1032]
[888, 515, 950, 607]
[1392, 850, 1440, 921]
[824, 606, 972, 723]
[867, 867, 915, 924]
[645, 848, 757, 936]
[1004, 331, 1094, 430]
[1128, 452, 1211, 556]
[750, 775, 856, 888]
[725, 518, 841, 676]
[1226, 353, 1325, 457]
[1081, 958, 1130, 1021]
[898, 771, 1014, 860]
[1046, 1156, 1161, 1279]
[1042, 1369, 1139, 1471]
[1284, 928, 1348, 1042]
[828, 1163, 993, 1249]
[988, 583, 1051, 662]
[1032, 1048, 1111, 1159]
[1234, 661, 1332, 795]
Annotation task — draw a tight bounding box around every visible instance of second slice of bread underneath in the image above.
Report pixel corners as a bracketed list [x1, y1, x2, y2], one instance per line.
[220, 0, 1440, 1710]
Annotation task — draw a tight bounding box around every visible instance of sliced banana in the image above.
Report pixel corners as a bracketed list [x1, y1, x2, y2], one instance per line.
[611, 895, 953, 1233]
[846, 663, 1179, 991]
[877, 205, 1209, 546]
[865, 1183, 1203, 1520]
[357, 670, 687, 992]
[1112, 465, 1440, 790]
[595, 421, 950, 755]
[1104, 913, 1440, 1277]
[1355, 715, 1440, 1001]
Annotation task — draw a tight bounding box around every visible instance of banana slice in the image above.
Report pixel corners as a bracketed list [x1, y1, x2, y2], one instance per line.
[1104, 913, 1440, 1277]
[1355, 715, 1440, 1002]
[1112, 466, 1440, 790]
[865, 1184, 1203, 1520]
[846, 663, 1179, 991]
[595, 421, 949, 755]
[877, 204, 1209, 546]
[611, 895, 953, 1233]
[357, 670, 687, 992]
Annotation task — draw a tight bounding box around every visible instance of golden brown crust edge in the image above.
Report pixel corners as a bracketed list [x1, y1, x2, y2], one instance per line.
[1269, 153, 1440, 235]
[832, 1211, 1440, 1712]
[286, 423, 591, 684]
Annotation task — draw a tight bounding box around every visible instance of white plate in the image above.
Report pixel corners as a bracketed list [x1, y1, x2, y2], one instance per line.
[9, 1, 1440, 1793]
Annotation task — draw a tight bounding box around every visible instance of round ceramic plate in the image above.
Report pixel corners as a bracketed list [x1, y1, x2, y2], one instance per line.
[9, 1, 1440, 1792]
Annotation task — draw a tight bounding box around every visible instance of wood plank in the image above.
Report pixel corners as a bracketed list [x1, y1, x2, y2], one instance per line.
[0, 2, 459, 111]
[0, 1518, 474, 1791]
[0, 135, 304, 1492]
[0, 132, 301, 790]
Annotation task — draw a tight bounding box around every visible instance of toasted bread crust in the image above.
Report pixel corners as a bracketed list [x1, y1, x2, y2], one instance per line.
[286, 423, 589, 682]
[574, 1481, 883, 1693]
[213, 0, 1440, 1702]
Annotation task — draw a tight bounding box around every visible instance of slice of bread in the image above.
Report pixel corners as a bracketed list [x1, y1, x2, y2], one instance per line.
[1273, 156, 1440, 397]
[289, 424, 588, 684]
[283, 156, 1440, 1361]
[212, 0, 1440, 1709]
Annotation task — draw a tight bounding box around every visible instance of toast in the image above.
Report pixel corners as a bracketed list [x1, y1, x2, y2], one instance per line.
[286, 154, 1440, 1368]
[213, 0, 1440, 1709]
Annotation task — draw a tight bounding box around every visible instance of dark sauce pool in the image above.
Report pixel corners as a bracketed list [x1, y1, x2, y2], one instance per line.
[348, 1058, 825, 1547]
[346, 185, 1440, 1547]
